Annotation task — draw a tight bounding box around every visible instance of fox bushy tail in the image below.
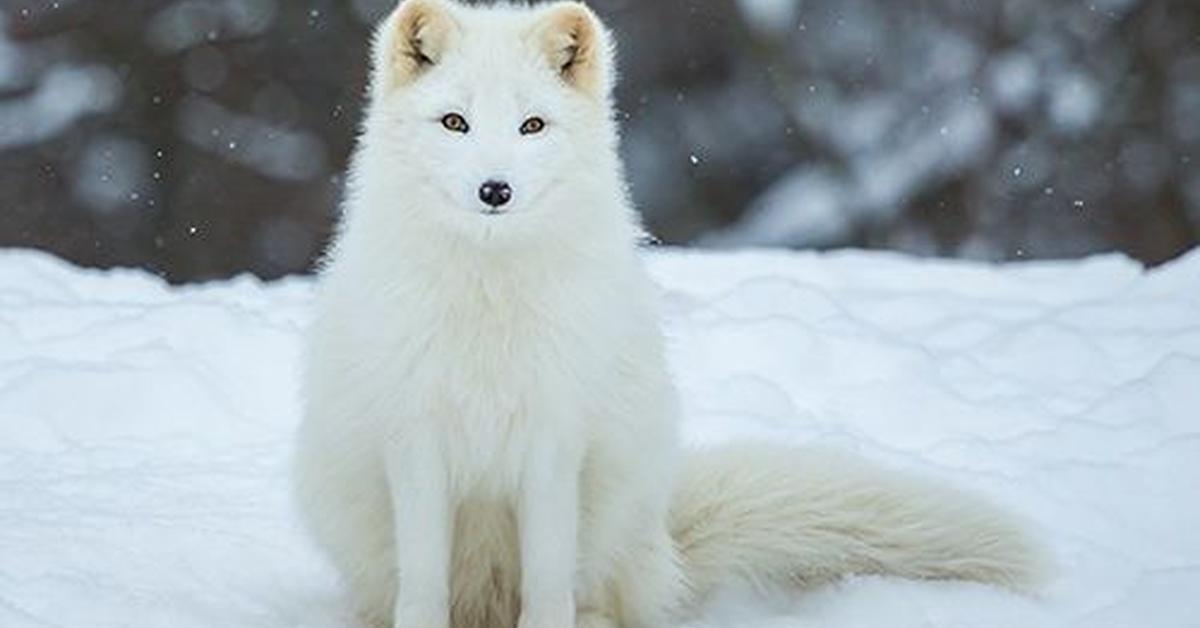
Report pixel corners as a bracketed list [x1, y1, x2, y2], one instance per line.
[668, 444, 1046, 605]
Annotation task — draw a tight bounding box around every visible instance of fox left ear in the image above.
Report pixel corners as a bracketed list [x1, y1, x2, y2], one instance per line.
[530, 2, 613, 100]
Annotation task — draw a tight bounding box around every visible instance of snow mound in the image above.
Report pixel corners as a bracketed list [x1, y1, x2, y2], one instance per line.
[1, 248, 1198, 628]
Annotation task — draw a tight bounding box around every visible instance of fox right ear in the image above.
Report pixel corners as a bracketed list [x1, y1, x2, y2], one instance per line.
[529, 2, 613, 100]
[372, 0, 459, 92]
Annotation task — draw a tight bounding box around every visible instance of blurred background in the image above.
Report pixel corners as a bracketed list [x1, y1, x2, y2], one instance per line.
[1, 0, 1197, 283]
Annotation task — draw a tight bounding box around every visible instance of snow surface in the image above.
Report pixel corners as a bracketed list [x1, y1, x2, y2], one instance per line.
[2, 247, 1198, 628]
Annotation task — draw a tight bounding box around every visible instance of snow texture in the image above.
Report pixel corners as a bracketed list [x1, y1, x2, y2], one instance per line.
[1, 247, 1198, 628]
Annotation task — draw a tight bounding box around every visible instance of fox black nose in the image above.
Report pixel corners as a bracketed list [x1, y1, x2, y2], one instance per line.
[478, 180, 512, 208]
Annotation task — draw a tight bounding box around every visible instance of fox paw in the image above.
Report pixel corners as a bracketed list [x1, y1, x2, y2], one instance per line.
[576, 611, 618, 628]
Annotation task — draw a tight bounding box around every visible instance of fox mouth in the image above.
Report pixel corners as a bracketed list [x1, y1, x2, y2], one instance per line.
[479, 206, 509, 216]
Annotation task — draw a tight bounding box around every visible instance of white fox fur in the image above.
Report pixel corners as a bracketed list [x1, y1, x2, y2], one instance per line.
[293, 2, 1045, 628]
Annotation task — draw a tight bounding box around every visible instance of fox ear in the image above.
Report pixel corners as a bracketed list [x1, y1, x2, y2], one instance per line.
[530, 2, 613, 100]
[373, 0, 459, 92]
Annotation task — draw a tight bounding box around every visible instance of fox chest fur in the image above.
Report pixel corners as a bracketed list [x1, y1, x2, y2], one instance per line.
[308, 250, 644, 494]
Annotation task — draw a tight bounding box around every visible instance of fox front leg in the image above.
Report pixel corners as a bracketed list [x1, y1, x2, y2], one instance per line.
[385, 436, 451, 628]
[517, 428, 583, 628]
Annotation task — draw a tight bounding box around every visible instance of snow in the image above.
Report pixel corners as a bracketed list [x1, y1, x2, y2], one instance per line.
[2, 247, 1199, 628]
[72, 136, 152, 213]
[0, 64, 121, 151]
[145, 0, 277, 53]
[734, 0, 799, 38]
[178, 95, 327, 181]
[706, 98, 994, 249]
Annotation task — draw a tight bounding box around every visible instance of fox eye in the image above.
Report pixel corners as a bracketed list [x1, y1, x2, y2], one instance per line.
[520, 117, 546, 135]
[441, 113, 469, 133]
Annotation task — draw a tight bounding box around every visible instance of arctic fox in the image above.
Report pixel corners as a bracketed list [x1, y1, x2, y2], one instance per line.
[293, 1, 1044, 628]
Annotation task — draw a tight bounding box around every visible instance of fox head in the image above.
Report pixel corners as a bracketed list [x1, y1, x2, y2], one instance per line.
[350, 0, 629, 246]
